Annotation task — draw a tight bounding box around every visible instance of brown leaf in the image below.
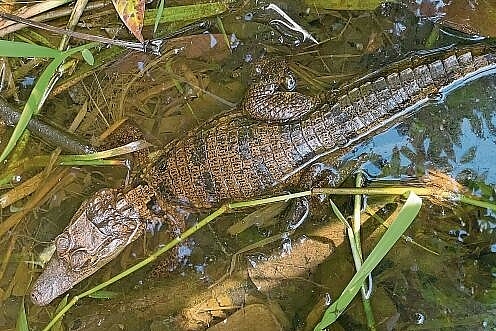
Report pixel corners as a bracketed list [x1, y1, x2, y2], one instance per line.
[112, 0, 145, 42]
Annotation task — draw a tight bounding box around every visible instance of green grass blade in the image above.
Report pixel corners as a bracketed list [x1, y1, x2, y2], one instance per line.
[0, 40, 61, 58]
[144, 2, 228, 25]
[303, 0, 395, 10]
[0, 57, 63, 163]
[16, 299, 29, 331]
[314, 192, 422, 330]
[0, 43, 98, 163]
[153, 0, 166, 33]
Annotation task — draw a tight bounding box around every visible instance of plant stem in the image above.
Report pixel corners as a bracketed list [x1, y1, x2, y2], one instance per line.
[353, 173, 376, 330]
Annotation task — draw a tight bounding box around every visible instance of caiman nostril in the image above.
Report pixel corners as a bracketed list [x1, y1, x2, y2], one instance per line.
[30, 288, 43, 306]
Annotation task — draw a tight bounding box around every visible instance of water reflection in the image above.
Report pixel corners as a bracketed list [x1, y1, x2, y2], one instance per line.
[357, 73, 496, 189]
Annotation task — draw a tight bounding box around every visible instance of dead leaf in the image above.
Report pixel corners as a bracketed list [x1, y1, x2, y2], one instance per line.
[112, 0, 145, 42]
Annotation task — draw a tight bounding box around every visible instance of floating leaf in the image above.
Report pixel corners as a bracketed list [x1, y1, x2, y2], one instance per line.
[112, 0, 145, 42]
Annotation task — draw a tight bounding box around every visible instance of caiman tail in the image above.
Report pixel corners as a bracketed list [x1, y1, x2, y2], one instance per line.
[31, 45, 496, 306]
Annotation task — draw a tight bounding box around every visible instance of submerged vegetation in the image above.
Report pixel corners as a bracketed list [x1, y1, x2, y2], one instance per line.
[1, 0, 496, 330]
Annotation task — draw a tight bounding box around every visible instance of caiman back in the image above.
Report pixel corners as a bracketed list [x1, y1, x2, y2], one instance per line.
[143, 46, 496, 209]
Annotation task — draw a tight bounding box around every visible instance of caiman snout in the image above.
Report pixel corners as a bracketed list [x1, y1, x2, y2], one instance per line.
[31, 254, 80, 306]
[31, 188, 147, 305]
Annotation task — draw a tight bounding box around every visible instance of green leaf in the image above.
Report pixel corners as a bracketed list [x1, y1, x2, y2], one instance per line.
[153, 0, 166, 33]
[0, 40, 61, 58]
[88, 290, 119, 299]
[16, 299, 29, 331]
[314, 192, 422, 330]
[0, 42, 98, 163]
[80, 49, 95, 65]
[144, 2, 228, 25]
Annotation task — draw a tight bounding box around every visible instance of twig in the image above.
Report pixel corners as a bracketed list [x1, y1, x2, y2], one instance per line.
[0, 11, 153, 53]
[0, 97, 96, 154]
[0, 1, 109, 37]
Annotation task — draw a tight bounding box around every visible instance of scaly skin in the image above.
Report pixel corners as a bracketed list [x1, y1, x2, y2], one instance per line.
[31, 46, 496, 306]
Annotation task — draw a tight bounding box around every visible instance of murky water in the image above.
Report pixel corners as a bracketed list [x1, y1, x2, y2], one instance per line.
[1, 1, 496, 330]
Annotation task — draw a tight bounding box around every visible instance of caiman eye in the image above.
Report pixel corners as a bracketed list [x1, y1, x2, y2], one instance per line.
[70, 250, 91, 271]
[55, 234, 71, 255]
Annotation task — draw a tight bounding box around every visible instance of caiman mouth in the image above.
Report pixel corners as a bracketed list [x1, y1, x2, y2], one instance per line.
[30, 188, 147, 306]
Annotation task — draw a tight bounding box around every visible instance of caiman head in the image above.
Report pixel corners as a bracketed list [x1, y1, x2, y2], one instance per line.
[31, 187, 149, 306]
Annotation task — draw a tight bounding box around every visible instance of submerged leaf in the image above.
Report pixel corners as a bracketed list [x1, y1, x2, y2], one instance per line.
[88, 290, 119, 299]
[16, 299, 29, 331]
[228, 201, 288, 235]
[144, 2, 228, 25]
[304, 0, 388, 11]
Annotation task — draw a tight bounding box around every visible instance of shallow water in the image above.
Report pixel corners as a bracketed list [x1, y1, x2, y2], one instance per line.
[1, 1, 496, 330]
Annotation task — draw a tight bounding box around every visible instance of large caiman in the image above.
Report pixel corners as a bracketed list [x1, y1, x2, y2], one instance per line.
[30, 44, 496, 306]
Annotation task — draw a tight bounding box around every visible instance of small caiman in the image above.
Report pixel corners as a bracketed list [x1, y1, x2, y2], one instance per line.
[30, 45, 496, 306]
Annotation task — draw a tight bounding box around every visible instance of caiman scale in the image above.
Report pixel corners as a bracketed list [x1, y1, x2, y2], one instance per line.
[31, 45, 496, 305]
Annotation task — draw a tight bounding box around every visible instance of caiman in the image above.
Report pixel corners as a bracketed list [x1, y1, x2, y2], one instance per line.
[30, 44, 496, 306]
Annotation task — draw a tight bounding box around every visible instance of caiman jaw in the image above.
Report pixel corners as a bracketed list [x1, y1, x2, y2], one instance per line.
[31, 188, 147, 306]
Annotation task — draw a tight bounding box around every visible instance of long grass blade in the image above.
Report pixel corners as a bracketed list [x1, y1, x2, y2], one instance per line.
[143, 2, 228, 25]
[153, 0, 166, 33]
[314, 192, 422, 330]
[0, 42, 97, 163]
[0, 40, 61, 58]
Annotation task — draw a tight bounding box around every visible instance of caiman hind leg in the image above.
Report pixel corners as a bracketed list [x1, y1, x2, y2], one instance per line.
[285, 158, 364, 230]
